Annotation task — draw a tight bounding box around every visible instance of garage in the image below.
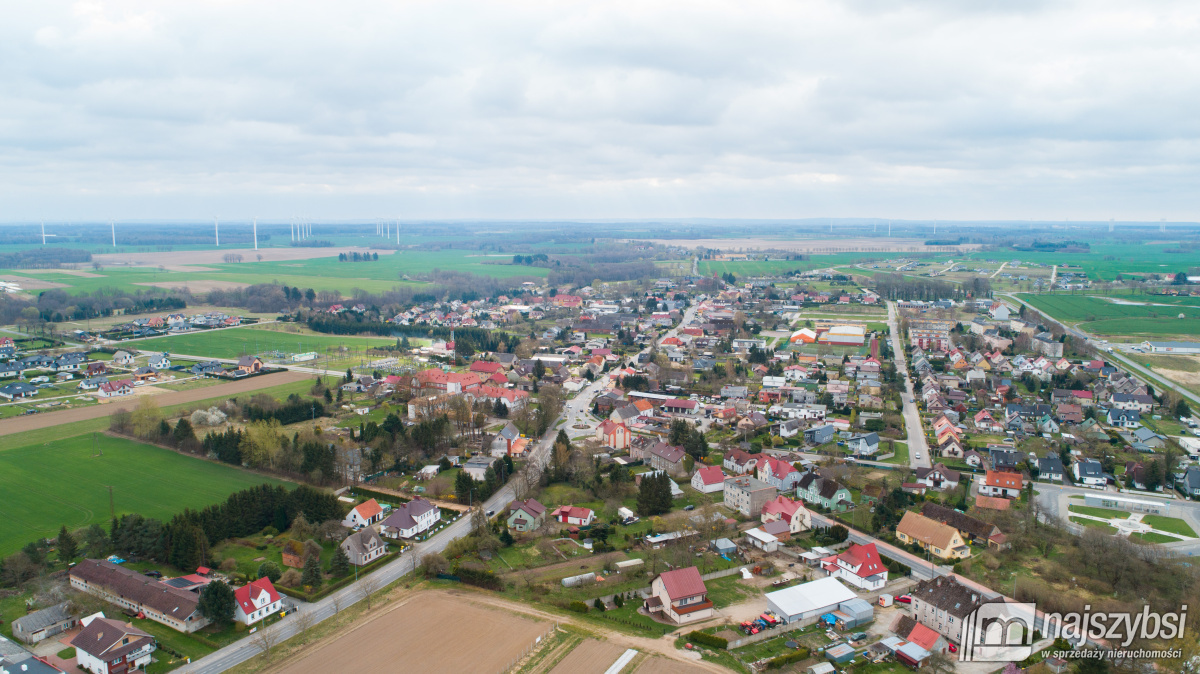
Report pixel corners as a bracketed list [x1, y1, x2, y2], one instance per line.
[765, 577, 858, 624]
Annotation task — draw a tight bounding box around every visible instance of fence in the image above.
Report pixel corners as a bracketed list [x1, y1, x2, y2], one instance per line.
[502, 623, 559, 673]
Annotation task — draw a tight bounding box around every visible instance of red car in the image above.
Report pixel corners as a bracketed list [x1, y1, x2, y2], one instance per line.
[895, 595, 913, 604]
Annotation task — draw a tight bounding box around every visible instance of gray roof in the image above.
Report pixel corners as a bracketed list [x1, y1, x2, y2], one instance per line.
[11, 602, 73, 636]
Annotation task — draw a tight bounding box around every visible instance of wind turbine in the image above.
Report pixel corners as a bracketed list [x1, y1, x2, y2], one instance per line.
[111, 221, 116, 247]
[215, 217, 220, 246]
[253, 219, 258, 251]
[40, 223, 57, 245]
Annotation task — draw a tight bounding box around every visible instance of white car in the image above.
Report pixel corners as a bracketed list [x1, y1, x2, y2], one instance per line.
[28, 376, 49, 384]
[914, 453, 922, 460]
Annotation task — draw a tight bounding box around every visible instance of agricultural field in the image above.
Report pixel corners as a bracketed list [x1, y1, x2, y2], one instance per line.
[0, 433, 289, 556]
[130, 324, 405, 362]
[698, 252, 886, 278]
[1018, 293, 1200, 338]
[278, 592, 550, 674]
[966, 241, 1196, 281]
[1, 248, 557, 297]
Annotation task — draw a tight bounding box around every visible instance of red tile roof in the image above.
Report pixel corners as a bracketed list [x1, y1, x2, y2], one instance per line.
[838, 542, 885, 578]
[235, 577, 281, 614]
[657, 566, 707, 601]
[907, 622, 941, 651]
[352, 498, 383, 520]
[694, 466, 726, 486]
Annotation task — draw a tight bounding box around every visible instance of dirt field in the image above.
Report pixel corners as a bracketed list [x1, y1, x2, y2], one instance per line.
[634, 657, 708, 673]
[548, 640, 627, 674]
[134, 280, 251, 292]
[0, 370, 308, 439]
[0, 274, 69, 290]
[631, 237, 979, 253]
[93, 246, 396, 266]
[280, 592, 549, 674]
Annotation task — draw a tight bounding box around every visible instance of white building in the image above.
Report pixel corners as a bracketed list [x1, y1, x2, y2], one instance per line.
[765, 577, 858, 624]
[71, 616, 156, 674]
[234, 577, 282, 625]
[342, 498, 385, 528]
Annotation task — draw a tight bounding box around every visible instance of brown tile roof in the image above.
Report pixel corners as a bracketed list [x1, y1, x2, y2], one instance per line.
[70, 617, 153, 660]
[70, 559, 199, 621]
[910, 576, 990, 620]
[921, 503, 1000, 542]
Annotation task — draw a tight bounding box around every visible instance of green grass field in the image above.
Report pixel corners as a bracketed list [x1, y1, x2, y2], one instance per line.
[967, 242, 1195, 281]
[1019, 293, 1200, 323]
[0, 434, 289, 556]
[1141, 514, 1198, 538]
[698, 252, 886, 277]
[130, 324, 403, 360]
[1069, 516, 1118, 533]
[0, 248, 555, 297]
[1067, 504, 1123, 519]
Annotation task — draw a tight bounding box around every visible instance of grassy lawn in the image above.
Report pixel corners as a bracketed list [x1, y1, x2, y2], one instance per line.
[1067, 504, 1125, 520]
[1133, 532, 1180, 544]
[1069, 516, 1118, 534]
[131, 325, 402, 361]
[0, 433, 290, 556]
[1141, 514, 1198, 537]
[704, 574, 760, 608]
[878, 440, 909, 465]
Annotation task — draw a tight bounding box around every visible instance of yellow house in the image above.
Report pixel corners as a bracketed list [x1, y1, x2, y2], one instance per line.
[896, 511, 971, 560]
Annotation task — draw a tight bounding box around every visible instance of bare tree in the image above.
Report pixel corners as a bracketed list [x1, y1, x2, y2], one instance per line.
[292, 606, 316, 636]
[251, 625, 280, 661]
[330, 591, 344, 615]
[357, 573, 382, 611]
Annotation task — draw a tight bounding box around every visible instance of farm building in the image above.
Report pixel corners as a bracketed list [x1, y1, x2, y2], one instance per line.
[765, 577, 857, 624]
[11, 602, 76, 644]
[1143, 341, 1200, 354]
[69, 559, 208, 633]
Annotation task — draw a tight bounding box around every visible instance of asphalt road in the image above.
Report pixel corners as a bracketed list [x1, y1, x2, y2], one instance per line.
[887, 301, 930, 469]
[178, 304, 703, 674]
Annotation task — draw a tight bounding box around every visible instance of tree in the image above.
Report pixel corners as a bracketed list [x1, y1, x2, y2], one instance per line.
[173, 417, 195, 446]
[301, 553, 323, 588]
[455, 470, 475, 503]
[131, 396, 163, 438]
[421, 552, 449, 577]
[330, 544, 350, 577]
[84, 524, 109, 558]
[492, 398, 509, 418]
[57, 526, 78, 562]
[198, 580, 236, 624]
[257, 561, 282, 583]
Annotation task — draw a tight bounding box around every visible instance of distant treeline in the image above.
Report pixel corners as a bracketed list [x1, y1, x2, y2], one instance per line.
[0, 248, 92, 269]
[873, 274, 992, 301]
[338, 252, 378, 262]
[291, 240, 334, 248]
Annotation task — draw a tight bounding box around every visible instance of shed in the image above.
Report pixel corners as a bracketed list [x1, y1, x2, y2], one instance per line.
[825, 643, 856, 663]
[745, 527, 779, 552]
[807, 664, 836, 674]
[766, 577, 857, 623]
[562, 572, 596, 588]
[839, 598, 874, 624]
[877, 636, 906, 653]
[896, 642, 931, 667]
[712, 538, 737, 555]
[11, 602, 76, 644]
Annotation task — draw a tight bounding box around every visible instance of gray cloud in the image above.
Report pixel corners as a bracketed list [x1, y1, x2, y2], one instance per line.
[1, 0, 1198, 221]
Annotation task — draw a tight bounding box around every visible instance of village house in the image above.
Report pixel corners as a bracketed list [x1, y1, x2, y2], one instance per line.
[825, 542, 888, 591]
[340, 527, 387, 566]
[645, 442, 687, 475]
[978, 471, 1025, 499]
[11, 602, 76, 645]
[507, 498, 547, 532]
[895, 511, 971, 560]
[595, 419, 630, 450]
[796, 471, 854, 511]
[722, 449, 760, 475]
[913, 464, 961, 492]
[551, 505, 595, 527]
[342, 498, 385, 528]
[921, 503, 1006, 548]
[379, 498, 440, 539]
[759, 495, 811, 533]
[756, 456, 803, 491]
[234, 577, 282, 625]
[690, 465, 727, 493]
[71, 616, 156, 674]
[646, 566, 714, 624]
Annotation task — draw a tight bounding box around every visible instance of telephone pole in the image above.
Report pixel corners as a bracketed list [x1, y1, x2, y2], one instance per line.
[107, 486, 115, 520]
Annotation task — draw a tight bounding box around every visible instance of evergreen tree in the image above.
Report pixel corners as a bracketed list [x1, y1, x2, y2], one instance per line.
[198, 580, 236, 624]
[301, 553, 323, 587]
[168, 524, 207, 570]
[455, 470, 475, 503]
[484, 466, 498, 498]
[173, 417, 195, 446]
[57, 526, 78, 562]
[500, 529, 514, 547]
[492, 398, 508, 418]
[330, 545, 350, 577]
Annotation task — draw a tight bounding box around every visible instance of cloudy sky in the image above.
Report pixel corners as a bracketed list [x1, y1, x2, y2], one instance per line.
[2, 0, 1198, 222]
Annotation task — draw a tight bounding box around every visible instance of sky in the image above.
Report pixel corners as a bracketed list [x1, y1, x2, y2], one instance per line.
[2, 0, 1199, 222]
